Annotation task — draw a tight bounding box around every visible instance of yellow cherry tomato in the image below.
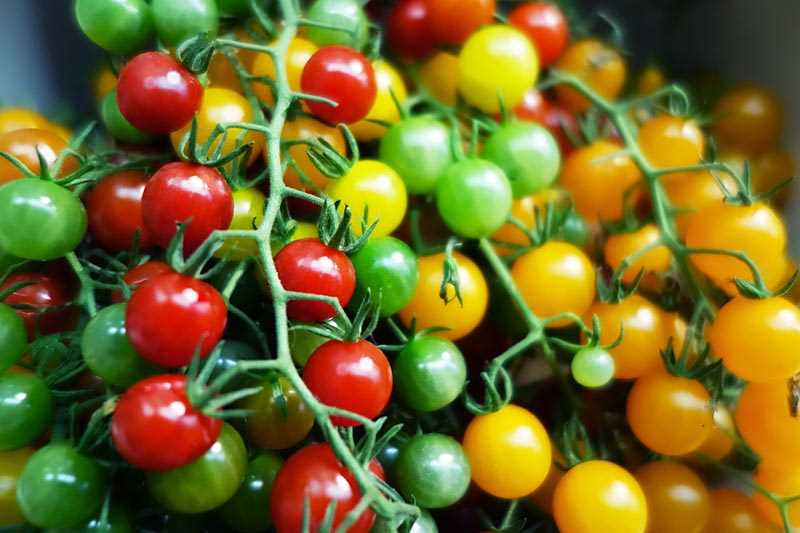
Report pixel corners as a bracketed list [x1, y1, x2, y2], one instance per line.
[661, 170, 734, 239]
[553, 460, 647, 533]
[421, 52, 459, 106]
[216, 188, 266, 260]
[559, 139, 641, 222]
[463, 404, 551, 499]
[636, 64, 666, 95]
[638, 114, 705, 169]
[207, 29, 266, 93]
[252, 37, 317, 106]
[690, 405, 734, 461]
[704, 489, 777, 533]
[326, 160, 407, 238]
[512, 241, 596, 326]
[492, 189, 570, 254]
[686, 202, 787, 296]
[0, 107, 51, 135]
[0, 447, 34, 526]
[735, 381, 800, 465]
[282, 116, 346, 191]
[92, 65, 117, 103]
[712, 85, 783, 155]
[604, 224, 671, 283]
[350, 60, 407, 142]
[399, 252, 488, 341]
[753, 461, 800, 528]
[634, 461, 710, 533]
[458, 25, 539, 114]
[555, 39, 626, 113]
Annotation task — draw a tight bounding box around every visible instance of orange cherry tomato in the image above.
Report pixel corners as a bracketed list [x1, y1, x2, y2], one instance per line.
[661, 170, 734, 239]
[282, 116, 346, 191]
[752, 461, 800, 528]
[555, 39, 626, 113]
[704, 488, 777, 533]
[420, 51, 459, 107]
[604, 224, 671, 283]
[712, 85, 783, 155]
[735, 381, 800, 465]
[492, 189, 569, 254]
[0, 128, 79, 184]
[634, 461, 710, 533]
[638, 114, 705, 169]
[252, 37, 318, 106]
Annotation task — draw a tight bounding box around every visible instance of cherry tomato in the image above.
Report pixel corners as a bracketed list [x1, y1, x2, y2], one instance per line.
[516, 93, 580, 156]
[142, 161, 233, 253]
[387, 0, 434, 61]
[301, 46, 376, 125]
[117, 52, 203, 134]
[100, 89, 155, 145]
[219, 452, 283, 533]
[399, 252, 488, 341]
[559, 139, 641, 222]
[636, 64, 666, 95]
[0, 447, 33, 526]
[282, 116, 346, 191]
[241, 375, 315, 449]
[735, 381, 800, 464]
[420, 52, 459, 106]
[16, 442, 107, 529]
[634, 461, 710, 533]
[555, 39, 627, 113]
[571, 347, 615, 388]
[146, 423, 246, 514]
[0, 303, 26, 373]
[207, 27, 266, 93]
[379, 116, 452, 195]
[305, 0, 368, 49]
[712, 85, 783, 154]
[351, 236, 418, 317]
[216, 187, 265, 260]
[92, 66, 117, 103]
[752, 147, 794, 202]
[686, 202, 786, 295]
[463, 404, 551, 499]
[627, 373, 712, 455]
[304, 339, 392, 426]
[394, 433, 471, 508]
[706, 489, 776, 533]
[508, 2, 569, 67]
[752, 461, 800, 528]
[75, 0, 153, 55]
[458, 25, 539, 113]
[689, 406, 734, 461]
[112, 260, 174, 303]
[428, 0, 495, 45]
[374, 511, 438, 533]
[86, 170, 151, 251]
[218, 0, 251, 16]
[586, 294, 667, 379]
[350, 60, 408, 141]
[604, 224, 671, 283]
[0, 128, 79, 184]
[125, 273, 228, 367]
[2, 272, 75, 339]
[394, 335, 466, 412]
[270, 443, 382, 533]
[0, 372, 52, 450]
[0, 107, 51, 135]
[492, 189, 571, 254]
[275, 238, 356, 322]
[662, 170, 732, 239]
[151, 0, 218, 47]
[252, 37, 317, 106]
[512, 241, 596, 326]
[638, 115, 705, 169]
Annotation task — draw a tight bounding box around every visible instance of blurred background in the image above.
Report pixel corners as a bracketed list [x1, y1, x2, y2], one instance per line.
[0, 0, 798, 251]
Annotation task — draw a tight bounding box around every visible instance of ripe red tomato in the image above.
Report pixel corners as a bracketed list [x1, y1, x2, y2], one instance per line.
[125, 273, 227, 367]
[303, 339, 392, 426]
[386, 0, 434, 61]
[111, 374, 221, 471]
[508, 2, 569, 67]
[270, 443, 383, 533]
[301, 45, 377, 124]
[112, 260, 175, 303]
[86, 170, 152, 252]
[1, 273, 76, 340]
[274, 238, 356, 322]
[428, 0, 495, 45]
[116, 52, 203, 134]
[142, 162, 233, 254]
[514, 90, 579, 156]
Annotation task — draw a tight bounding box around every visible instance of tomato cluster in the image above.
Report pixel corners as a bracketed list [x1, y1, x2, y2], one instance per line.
[0, 0, 797, 532]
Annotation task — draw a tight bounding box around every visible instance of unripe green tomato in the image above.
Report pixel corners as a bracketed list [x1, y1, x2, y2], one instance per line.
[372, 510, 439, 533]
[394, 336, 466, 412]
[305, 0, 368, 49]
[379, 117, 453, 194]
[0, 372, 52, 450]
[151, 0, 219, 47]
[571, 347, 615, 388]
[44, 502, 134, 533]
[75, 0, 154, 55]
[394, 433, 471, 509]
[0, 303, 27, 373]
[101, 90, 155, 145]
[351, 236, 419, 317]
[218, 0, 251, 17]
[218, 452, 283, 533]
[436, 158, 513, 238]
[289, 326, 328, 367]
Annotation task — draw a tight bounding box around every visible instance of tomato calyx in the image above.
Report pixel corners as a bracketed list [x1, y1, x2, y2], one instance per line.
[316, 199, 375, 253]
[294, 287, 382, 344]
[176, 33, 217, 74]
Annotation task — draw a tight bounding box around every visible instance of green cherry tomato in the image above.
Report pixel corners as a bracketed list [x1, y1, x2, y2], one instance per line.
[0, 303, 27, 373]
[0, 447, 34, 526]
[151, 0, 219, 47]
[305, 0, 368, 49]
[289, 326, 328, 367]
[209, 340, 260, 392]
[147, 424, 247, 514]
[0, 179, 88, 260]
[218, 452, 283, 533]
[45, 502, 134, 533]
[436, 158, 512, 238]
[482, 121, 561, 197]
[376, 441, 401, 481]
[101, 90, 155, 145]
[559, 208, 590, 247]
[218, 0, 251, 17]
[0, 372, 52, 450]
[394, 433, 471, 509]
[75, 0, 154, 55]
[241, 375, 315, 449]
[351, 236, 418, 317]
[394, 336, 466, 412]
[372, 510, 439, 533]
[81, 303, 161, 388]
[17, 442, 107, 529]
[571, 347, 615, 388]
[379, 117, 453, 194]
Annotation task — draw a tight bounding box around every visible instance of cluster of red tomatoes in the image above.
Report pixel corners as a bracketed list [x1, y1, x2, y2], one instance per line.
[0, 0, 799, 532]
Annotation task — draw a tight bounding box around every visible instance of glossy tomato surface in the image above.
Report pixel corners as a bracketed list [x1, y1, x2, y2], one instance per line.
[86, 170, 152, 251]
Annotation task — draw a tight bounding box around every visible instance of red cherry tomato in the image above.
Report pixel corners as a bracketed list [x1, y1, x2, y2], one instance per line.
[301, 46, 377, 125]
[125, 273, 227, 367]
[303, 339, 392, 426]
[142, 162, 233, 254]
[514, 91, 579, 156]
[1, 273, 76, 340]
[111, 374, 221, 471]
[86, 170, 152, 252]
[270, 443, 383, 533]
[508, 2, 569, 67]
[116, 51, 203, 134]
[387, 0, 434, 61]
[111, 260, 175, 303]
[428, 0, 495, 46]
[274, 238, 356, 322]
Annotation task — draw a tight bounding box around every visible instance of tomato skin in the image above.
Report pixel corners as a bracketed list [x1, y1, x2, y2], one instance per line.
[253, 37, 317, 106]
[117, 52, 203, 134]
[463, 404, 551, 499]
[0, 303, 26, 373]
[509, 2, 568, 66]
[125, 273, 228, 367]
[379, 117, 452, 195]
[518, 94, 580, 156]
[555, 39, 627, 113]
[394, 433, 471, 509]
[458, 25, 539, 114]
[282, 117, 345, 191]
[100, 89, 155, 145]
[662, 170, 730, 239]
[752, 461, 800, 527]
[241, 376, 315, 449]
[428, 0, 495, 45]
[16, 442, 107, 529]
[2, 273, 75, 339]
[86, 170, 151, 251]
[304, 339, 392, 426]
[301, 46, 377, 125]
[735, 381, 800, 464]
[420, 52, 459, 106]
[270, 443, 382, 533]
[0, 372, 52, 450]
[351, 236, 418, 317]
[305, 0, 368, 49]
[219, 452, 284, 533]
[627, 373, 713, 456]
[151, 0, 218, 47]
[111, 374, 221, 471]
[75, 0, 153, 55]
[752, 147, 794, 202]
[350, 60, 408, 141]
[215, 188, 265, 260]
[0, 107, 51, 135]
[571, 347, 615, 388]
[712, 85, 783, 154]
[394, 335, 466, 412]
[705, 488, 775, 533]
[399, 252, 488, 341]
[387, 0, 434, 60]
[604, 224, 671, 283]
[553, 460, 647, 533]
[634, 461, 710, 533]
[0, 447, 33, 526]
[638, 115, 705, 169]
[112, 260, 173, 303]
[275, 238, 356, 322]
[146, 423, 247, 514]
[0, 128, 79, 184]
[142, 162, 233, 253]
